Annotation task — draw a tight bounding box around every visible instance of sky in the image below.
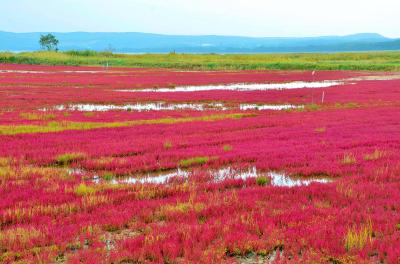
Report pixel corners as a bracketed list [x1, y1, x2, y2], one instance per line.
[1, 0, 400, 38]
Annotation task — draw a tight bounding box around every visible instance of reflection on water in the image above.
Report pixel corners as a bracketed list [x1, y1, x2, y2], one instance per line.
[40, 103, 304, 112]
[92, 169, 189, 185]
[94, 166, 331, 187]
[67, 168, 85, 175]
[41, 103, 227, 112]
[269, 171, 331, 187]
[212, 167, 330, 187]
[116, 81, 344, 93]
[239, 104, 303, 111]
[114, 169, 189, 184]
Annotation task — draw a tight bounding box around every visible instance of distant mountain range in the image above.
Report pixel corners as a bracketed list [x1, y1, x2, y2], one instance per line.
[1, 31, 400, 53]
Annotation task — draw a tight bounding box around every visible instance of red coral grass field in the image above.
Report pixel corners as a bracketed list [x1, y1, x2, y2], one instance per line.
[0, 64, 399, 263]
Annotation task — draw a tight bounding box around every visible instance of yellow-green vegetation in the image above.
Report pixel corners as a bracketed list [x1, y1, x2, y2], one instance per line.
[341, 153, 357, 165]
[1, 51, 400, 70]
[256, 176, 270, 186]
[223, 144, 233, 152]
[0, 159, 71, 182]
[102, 172, 115, 181]
[55, 152, 86, 165]
[93, 157, 127, 167]
[20, 112, 56, 121]
[83, 112, 95, 117]
[163, 141, 173, 149]
[0, 157, 12, 167]
[74, 183, 96, 196]
[162, 202, 205, 214]
[0, 227, 45, 249]
[0, 113, 251, 135]
[179, 156, 209, 167]
[0, 158, 13, 179]
[315, 127, 326, 133]
[364, 149, 385, 161]
[345, 220, 373, 251]
[334, 102, 360, 109]
[293, 103, 322, 112]
[304, 104, 322, 111]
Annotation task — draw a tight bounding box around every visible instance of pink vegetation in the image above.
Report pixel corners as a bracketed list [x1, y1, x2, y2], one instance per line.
[0, 64, 399, 263]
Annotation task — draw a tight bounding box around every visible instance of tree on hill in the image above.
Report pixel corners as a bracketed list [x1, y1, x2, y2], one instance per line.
[39, 34, 59, 51]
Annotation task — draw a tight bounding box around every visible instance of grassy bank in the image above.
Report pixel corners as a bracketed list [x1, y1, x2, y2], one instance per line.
[1, 50, 400, 71]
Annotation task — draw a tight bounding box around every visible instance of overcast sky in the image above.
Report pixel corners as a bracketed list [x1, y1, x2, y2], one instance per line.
[1, 0, 399, 38]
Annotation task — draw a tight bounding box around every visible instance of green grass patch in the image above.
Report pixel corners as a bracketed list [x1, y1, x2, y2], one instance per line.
[83, 112, 95, 117]
[1, 51, 400, 71]
[223, 144, 233, 152]
[20, 112, 56, 121]
[256, 176, 270, 186]
[314, 127, 326, 133]
[74, 183, 96, 196]
[364, 149, 385, 161]
[179, 156, 209, 167]
[102, 172, 115, 181]
[55, 152, 86, 165]
[163, 141, 173, 149]
[341, 153, 357, 165]
[334, 102, 360, 109]
[304, 104, 322, 111]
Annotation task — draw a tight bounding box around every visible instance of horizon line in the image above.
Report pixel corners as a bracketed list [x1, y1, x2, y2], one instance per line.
[0, 30, 394, 39]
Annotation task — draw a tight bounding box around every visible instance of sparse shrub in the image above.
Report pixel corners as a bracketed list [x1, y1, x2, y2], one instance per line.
[345, 220, 373, 251]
